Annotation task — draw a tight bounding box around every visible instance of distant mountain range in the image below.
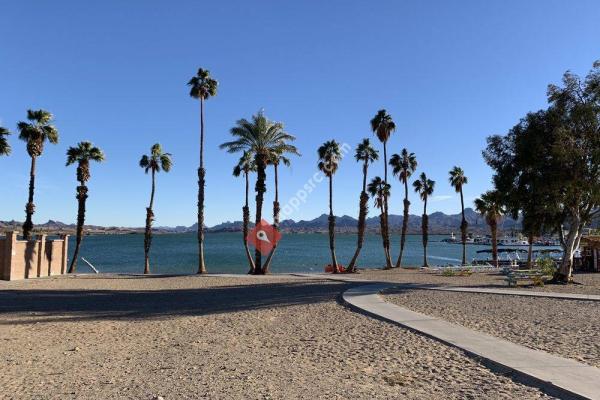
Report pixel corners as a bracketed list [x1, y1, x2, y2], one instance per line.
[0, 208, 524, 235]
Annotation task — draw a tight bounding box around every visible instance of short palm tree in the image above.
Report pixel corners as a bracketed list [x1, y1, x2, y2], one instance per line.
[262, 145, 299, 274]
[449, 166, 469, 265]
[370, 110, 395, 268]
[318, 140, 342, 273]
[233, 151, 257, 273]
[66, 142, 105, 273]
[17, 109, 59, 239]
[0, 127, 11, 156]
[413, 173, 435, 267]
[139, 144, 172, 274]
[367, 176, 392, 268]
[390, 149, 417, 268]
[220, 111, 297, 274]
[347, 138, 379, 272]
[474, 190, 504, 268]
[188, 68, 218, 274]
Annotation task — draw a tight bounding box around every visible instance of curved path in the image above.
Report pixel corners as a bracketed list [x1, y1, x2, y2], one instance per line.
[342, 282, 600, 400]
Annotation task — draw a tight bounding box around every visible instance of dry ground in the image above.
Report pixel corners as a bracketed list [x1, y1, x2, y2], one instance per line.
[359, 268, 600, 295]
[0, 274, 554, 399]
[384, 288, 600, 368]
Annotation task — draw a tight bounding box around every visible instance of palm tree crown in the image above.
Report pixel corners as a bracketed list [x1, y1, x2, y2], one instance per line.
[140, 143, 172, 174]
[413, 172, 435, 201]
[66, 142, 105, 183]
[318, 140, 342, 177]
[390, 149, 417, 183]
[233, 151, 256, 177]
[0, 127, 11, 156]
[187, 68, 218, 100]
[354, 138, 379, 164]
[220, 111, 297, 160]
[370, 109, 396, 143]
[18, 109, 59, 156]
[474, 190, 504, 224]
[449, 166, 468, 192]
[367, 176, 391, 209]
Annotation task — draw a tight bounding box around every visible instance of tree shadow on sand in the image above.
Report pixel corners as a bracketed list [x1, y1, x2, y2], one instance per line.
[0, 279, 363, 325]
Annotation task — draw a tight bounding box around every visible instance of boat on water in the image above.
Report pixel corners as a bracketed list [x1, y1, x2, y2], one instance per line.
[441, 232, 561, 247]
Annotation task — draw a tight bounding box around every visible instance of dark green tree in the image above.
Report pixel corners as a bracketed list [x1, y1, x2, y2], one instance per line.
[449, 166, 469, 265]
[0, 127, 11, 156]
[318, 140, 342, 273]
[17, 110, 59, 239]
[66, 142, 105, 273]
[370, 109, 396, 269]
[474, 190, 505, 268]
[220, 111, 297, 274]
[347, 138, 379, 272]
[367, 176, 392, 269]
[390, 149, 417, 268]
[413, 173, 435, 268]
[188, 68, 218, 274]
[139, 144, 172, 274]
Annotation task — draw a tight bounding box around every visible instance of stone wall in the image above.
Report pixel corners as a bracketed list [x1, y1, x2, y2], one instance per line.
[0, 232, 69, 281]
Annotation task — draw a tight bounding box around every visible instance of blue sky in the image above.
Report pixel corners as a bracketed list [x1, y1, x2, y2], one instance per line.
[1, 0, 599, 227]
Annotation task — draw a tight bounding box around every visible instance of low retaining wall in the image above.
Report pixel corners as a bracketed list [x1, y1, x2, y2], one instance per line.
[0, 231, 69, 281]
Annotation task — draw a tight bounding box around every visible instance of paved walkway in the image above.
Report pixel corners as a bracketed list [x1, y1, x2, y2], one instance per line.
[343, 282, 600, 400]
[292, 272, 600, 302]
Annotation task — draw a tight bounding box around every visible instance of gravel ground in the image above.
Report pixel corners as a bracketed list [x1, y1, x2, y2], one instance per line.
[0, 274, 554, 399]
[358, 268, 600, 295]
[384, 288, 600, 368]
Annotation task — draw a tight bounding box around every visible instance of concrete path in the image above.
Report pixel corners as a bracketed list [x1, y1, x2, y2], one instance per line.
[343, 282, 600, 400]
[291, 273, 600, 302]
[422, 285, 600, 301]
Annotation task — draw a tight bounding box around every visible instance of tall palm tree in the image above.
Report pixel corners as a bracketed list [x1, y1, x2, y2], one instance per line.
[370, 110, 395, 269]
[233, 151, 257, 273]
[390, 149, 417, 268]
[474, 190, 505, 268]
[139, 144, 172, 274]
[188, 68, 218, 274]
[262, 144, 299, 274]
[318, 140, 342, 273]
[413, 173, 435, 267]
[220, 111, 297, 274]
[17, 109, 59, 240]
[66, 142, 105, 273]
[347, 138, 379, 272]
[367, 176, 392, 268]
[449, 166, 469, 265]
[0, 127, 11, 156]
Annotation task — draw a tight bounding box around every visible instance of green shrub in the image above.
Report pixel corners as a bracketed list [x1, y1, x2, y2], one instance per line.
[536, 257, 557, 277]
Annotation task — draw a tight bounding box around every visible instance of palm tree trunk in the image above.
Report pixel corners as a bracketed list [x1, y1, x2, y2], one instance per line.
[23, 156, 37, 240]
[69, 182, 88, 273]
[396, 179, 410, 268]
[144, 170, 156, 274]
[460, 188, 467, 265]
[527, 232, 534, 268]
[382, 140, 392, 269]
[262, 164, 280, 274]
[254, 154, 267, 273]
[491, 220, 498, 268]
[348, 163, 369, 272]
[328, 175, 339, 273]
[243, 171, 256, 274]
[422, 199, 429, 267]
[197, 97, 207, 274]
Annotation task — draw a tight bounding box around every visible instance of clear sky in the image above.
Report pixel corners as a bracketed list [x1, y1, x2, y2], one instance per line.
[1, 0, 599, 227]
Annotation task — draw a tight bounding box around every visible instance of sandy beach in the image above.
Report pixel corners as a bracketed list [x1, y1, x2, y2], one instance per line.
[384, 288, 600, 368]
[0, 273, 557, 399]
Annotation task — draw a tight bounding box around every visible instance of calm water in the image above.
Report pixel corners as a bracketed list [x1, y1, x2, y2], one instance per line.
[67, 232, 490, 274]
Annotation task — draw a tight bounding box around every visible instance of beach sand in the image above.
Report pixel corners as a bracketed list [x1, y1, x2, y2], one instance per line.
[0, 274, 555, 399]
[359, 268, 600, 295]
[384, 288, 600, 368]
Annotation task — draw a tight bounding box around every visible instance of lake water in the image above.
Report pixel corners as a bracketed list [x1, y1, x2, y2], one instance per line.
[67, 232, 491, 274]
